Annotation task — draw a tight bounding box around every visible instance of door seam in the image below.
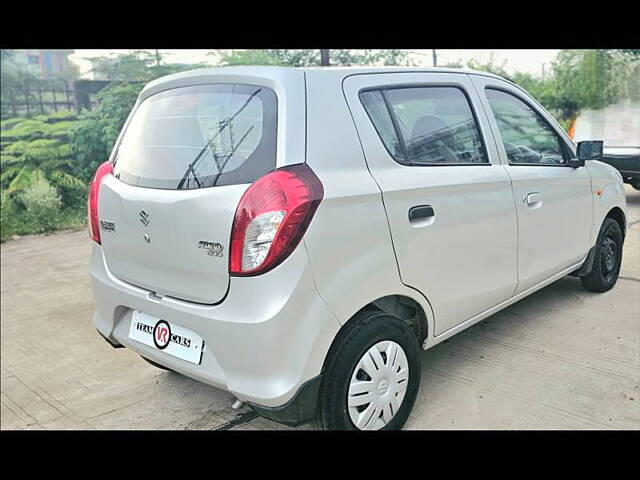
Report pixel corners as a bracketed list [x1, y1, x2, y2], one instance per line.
[468, 74, 521, 297]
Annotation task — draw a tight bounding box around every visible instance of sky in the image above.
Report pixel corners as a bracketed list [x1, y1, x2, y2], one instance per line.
[69, 49, 561, 79]
[419, 49, 561, 76]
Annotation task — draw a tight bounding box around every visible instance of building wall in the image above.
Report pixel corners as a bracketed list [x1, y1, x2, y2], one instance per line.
[574, 100, 640, 148]
[10, 50, 74, 78]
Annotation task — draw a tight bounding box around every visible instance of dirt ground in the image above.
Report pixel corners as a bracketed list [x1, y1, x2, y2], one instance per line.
[1, 186, 638, 430]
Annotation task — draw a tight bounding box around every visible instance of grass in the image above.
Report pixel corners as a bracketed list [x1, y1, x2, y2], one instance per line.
[0, 205, 86, 243]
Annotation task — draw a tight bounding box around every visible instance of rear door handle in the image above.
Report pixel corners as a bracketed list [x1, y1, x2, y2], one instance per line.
[409, 205, 435, 226]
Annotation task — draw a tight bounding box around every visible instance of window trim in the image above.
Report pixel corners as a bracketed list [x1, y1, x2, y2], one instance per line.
[485, 87, 574, 167]
[359, 84, 491, 167]
[380, 90, 410, 161]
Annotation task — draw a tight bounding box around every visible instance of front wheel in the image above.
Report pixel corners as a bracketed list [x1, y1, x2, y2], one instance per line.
[581, 218, 623, 292]
[316, 310, 421, 430]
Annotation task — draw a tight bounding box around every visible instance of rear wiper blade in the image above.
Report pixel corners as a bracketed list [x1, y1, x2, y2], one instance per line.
[177, 88, 262, 190]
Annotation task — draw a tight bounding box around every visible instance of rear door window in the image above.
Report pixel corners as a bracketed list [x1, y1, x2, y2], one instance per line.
[113, 84, 277, 189]
[360, 86, 488, 165]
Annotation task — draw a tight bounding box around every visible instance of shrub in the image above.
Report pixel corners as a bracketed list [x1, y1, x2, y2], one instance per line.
[0, 115, 85, 201]
[19, 180, 63, 233]
[0, 117, 27, 131]
[0, 192, 19, 242]
[70, 82, 142, 183]
[0, 119, 50, 141]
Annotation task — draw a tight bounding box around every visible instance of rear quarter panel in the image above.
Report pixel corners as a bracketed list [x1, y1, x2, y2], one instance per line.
[302, 70, 435, 333]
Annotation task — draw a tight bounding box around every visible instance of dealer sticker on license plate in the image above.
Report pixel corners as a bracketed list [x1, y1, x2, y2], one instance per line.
[128, 310, 205, 365]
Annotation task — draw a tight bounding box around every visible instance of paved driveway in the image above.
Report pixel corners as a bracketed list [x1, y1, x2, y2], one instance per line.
[1, 186, 639, 430]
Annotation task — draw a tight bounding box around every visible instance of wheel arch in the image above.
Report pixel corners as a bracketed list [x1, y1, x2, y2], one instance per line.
[357, 295, 430, 345]
[605, 206, 626, 238]
[321, 294, 434, 374]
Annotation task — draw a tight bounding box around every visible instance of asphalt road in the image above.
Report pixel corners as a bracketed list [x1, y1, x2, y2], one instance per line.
[1, 186, 639, 430]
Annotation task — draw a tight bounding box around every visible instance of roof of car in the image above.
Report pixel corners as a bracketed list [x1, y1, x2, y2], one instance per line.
[302, 66, 502, 77]
[143, 65, 509, 93]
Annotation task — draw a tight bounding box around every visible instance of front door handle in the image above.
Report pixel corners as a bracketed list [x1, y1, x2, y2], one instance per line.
[409, 205, 435, 226]
[523, 192, 542, 207]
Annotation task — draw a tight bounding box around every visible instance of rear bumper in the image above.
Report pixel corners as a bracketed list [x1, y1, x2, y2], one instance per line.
[248, 375, 322, 426]
[89, 241, 340, 411]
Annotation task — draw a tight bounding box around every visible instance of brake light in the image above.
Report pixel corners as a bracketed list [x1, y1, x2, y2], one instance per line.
[229, 163, 324, 276]
[87, 161, 113, 244]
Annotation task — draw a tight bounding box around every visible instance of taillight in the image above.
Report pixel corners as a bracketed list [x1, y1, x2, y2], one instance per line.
[229, 163, 324, 276]
[87, 161, 114, 244]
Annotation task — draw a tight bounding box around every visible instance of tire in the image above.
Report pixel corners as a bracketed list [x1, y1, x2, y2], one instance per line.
[316, 309, 421, 430]
[140, 355, 173, 371]
[580, 218, 624, 292]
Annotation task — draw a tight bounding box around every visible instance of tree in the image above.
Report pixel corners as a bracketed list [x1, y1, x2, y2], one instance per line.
[70, 82, 143, 183]
[545, 49, 640, 121]
[465, 54, 509, 78]
[447, 50, 639, 129]
[215, 49, 282, 66]
[90, 50, 209, 82]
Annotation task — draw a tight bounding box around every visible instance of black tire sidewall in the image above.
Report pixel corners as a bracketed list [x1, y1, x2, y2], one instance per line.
[583, 218, 623, 291]
[317, 311, 421, 430]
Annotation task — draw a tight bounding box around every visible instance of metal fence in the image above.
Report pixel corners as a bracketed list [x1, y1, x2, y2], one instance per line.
[0, 78, 115, 119]
[1, 78, 76, 118]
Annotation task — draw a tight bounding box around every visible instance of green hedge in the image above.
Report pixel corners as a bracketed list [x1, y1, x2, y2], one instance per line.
[0, 111, 86, 242]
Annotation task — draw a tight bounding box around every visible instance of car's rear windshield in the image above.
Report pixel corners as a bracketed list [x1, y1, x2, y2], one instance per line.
[113, 83, 277, 190]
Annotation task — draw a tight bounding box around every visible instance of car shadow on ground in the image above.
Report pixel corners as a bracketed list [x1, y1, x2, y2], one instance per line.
[145, 276, 597, 429]
[407, 273, 632, 429]
[150, 274, 627, 430]
[419, 274, 588, 367]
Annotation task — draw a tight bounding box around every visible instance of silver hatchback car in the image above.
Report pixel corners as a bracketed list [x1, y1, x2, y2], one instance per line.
[89, 66, 627, 430]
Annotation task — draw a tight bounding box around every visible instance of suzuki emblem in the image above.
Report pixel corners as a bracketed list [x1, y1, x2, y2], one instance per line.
[139, 209, 150, 226]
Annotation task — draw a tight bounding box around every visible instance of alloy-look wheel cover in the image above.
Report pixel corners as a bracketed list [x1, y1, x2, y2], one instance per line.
[347, 340, 409, 430]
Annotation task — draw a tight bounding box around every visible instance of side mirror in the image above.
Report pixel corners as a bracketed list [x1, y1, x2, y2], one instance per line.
[567, 157, 585, 168]
[577, 140, 604, 161]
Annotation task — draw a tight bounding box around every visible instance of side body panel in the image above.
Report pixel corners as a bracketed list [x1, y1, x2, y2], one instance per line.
[470, 74, 594, 293]
[302, 70, 436, 335]
[585, 160, 629, 238]
[342, 72, 518, 336]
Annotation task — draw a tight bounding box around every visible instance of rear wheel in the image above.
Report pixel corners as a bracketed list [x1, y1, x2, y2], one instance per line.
[316, 310, 421, 430]
[581, 218, 623, 292]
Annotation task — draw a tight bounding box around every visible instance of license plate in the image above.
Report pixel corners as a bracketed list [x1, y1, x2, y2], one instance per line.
[128, 310, 205, 365]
